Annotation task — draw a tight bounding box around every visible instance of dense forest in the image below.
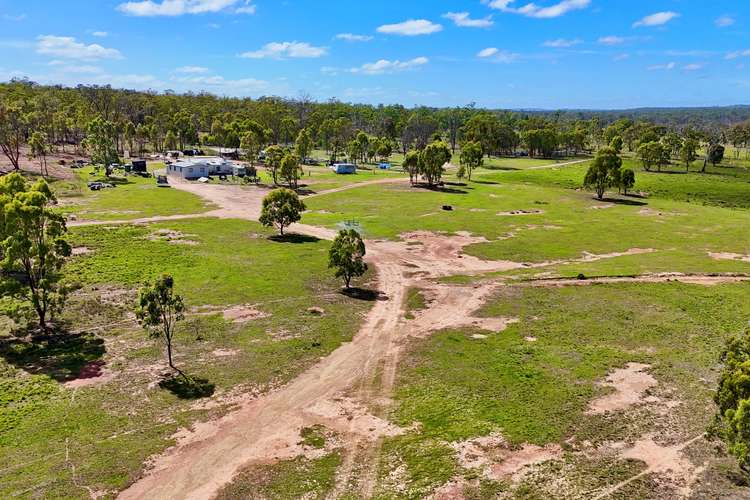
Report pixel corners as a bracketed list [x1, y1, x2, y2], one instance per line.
[1, 78, 750, 174]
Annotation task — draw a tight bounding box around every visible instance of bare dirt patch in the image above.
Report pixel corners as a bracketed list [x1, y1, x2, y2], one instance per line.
[64, 360, 116, 388]
[191, 304, 270, 324]
[594, 435, 705, 499]
[147, 229, 199, 246]
[639, 207, 685, 217]
[589, 203, 615, 210]
[303, 397, 406, 440]
[587, 363, 657, 415]
[222, 305, 270, 324]
[708, 252, 750, 263]
[452, 433, 563, 482]
[71, 246, 93, 256]
[212, 349, 240, 358]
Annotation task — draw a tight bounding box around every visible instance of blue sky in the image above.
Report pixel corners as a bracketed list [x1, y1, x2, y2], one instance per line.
[1, 0, 749, 109]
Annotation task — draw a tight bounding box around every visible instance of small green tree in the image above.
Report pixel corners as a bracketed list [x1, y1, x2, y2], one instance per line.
[420, 140, 452, 187]
[29, 131, 50, 178]
[264, 144, 284, 184]
[136, 275, 186, 376]
[583, 147, 622, 200]
[328, 229, 367, 289]
[680, 138, 699, 172]
[619, 168, 635, 195]
[241, 131, 261, 168]
[295, 128, 313, 162]
[0, 173, 71, 330]
[259, 188, 306, 235]
[459, 141, 483, 182]
[376, 138, 393, 162]
[0, 101, 27, 171]
[84, 117, 119, 168]
[279, 153, 302, 189]
[710, 330, 750, 470]
[403, 150, 421, 185]
[637, 141, 667, 172]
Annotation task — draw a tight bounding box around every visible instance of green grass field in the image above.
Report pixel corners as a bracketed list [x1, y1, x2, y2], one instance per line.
[0, 218, 372, 498]
[55, 165, 215, 221]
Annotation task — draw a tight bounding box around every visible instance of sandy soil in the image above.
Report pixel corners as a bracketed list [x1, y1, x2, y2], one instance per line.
[708, 251, 750, 263]
[451, 433, 563, 482]
[587, 363, 657, 415]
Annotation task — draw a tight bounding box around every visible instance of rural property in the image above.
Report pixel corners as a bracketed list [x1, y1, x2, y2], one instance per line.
[2, 1, 750, 499]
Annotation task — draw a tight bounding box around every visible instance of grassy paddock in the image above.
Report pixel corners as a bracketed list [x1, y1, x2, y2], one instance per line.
[380, 282, 750, 497]
[0, 218, 372, 498]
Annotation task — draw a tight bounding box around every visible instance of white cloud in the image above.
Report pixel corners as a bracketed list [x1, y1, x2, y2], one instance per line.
[648, 62, 676, 71]
[543, 38, 582, 48]
[477, 47, 519, 63]
[633, 11, 679, 28]
[598, 35, 626, 46]
[91, 31, 108, 37]
[377, 19, 442, 36]
[335, 33, 373, 42]
[477, 47, 499, 58]
[36, 35, 123, 60]
[350, 57, 429, 75]
[175, 65, 209, 73]
[683, 63, 703, 71]
[726, 49, 750, 60]
[117, 0, 244, 16]
[240, 41, 327, 59]
[613, 53, 630, 61]
[484, 0, 590, 19]
[235, 1, 256, 14]
[715, 15, 735, 28]
[442, 12, 493, 28]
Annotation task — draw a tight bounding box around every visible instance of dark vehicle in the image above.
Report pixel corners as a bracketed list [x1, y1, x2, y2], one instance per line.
[131, 159, 148, 173]
[302, 157, 320, 166]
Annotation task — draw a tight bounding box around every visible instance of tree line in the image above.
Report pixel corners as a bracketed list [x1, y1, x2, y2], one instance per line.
[3, 79, 750, 180]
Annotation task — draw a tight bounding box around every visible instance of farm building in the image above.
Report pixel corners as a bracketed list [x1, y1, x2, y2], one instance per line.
[166, 157, 236, 180]
[331, 163, 357, 174]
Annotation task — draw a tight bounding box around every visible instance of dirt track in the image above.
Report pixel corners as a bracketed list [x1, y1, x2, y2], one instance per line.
[118, 180, 525, 499]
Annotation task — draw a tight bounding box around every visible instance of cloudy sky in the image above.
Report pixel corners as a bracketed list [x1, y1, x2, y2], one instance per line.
[1, 0, 749, 108]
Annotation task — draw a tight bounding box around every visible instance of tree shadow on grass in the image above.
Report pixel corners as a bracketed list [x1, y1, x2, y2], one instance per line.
[0, 328, 106, 382]
[269, 233, 321, 244]
[600, 197, 648, 207]
[159, 374, 215, 399]
[340, 287, 387, 302]
[483, 166, 521, 171]
[471, 180, 502, 185]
